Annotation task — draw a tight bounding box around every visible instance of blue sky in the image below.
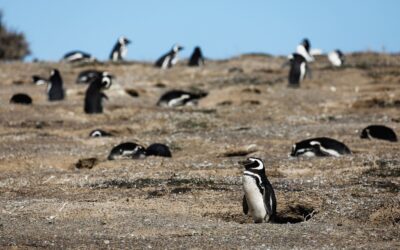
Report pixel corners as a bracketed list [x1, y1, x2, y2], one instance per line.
[2, 0, 400, 61]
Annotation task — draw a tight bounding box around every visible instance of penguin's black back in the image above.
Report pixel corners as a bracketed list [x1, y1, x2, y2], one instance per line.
[48, 69, 64, 101]
[188, 47, 204, 66]
[360, 125, 397, 142]
[84, 77, 104, 114]
[10, 93, 32, 105]
[76, 70, 102, 84]
[288, 54, 307, 85]
[146, 143, 172, 157]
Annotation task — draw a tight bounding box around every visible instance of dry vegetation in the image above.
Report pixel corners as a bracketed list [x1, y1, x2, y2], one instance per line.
[0, 53, 399, 249]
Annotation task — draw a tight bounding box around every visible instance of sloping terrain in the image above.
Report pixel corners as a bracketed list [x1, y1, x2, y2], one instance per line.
[0, 53, 399, 249]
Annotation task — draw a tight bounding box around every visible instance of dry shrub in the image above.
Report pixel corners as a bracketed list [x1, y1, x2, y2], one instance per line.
[0, 11, 30, 60]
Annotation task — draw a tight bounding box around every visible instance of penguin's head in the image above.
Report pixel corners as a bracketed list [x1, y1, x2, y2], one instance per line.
[240, 157, 265, 171]
[301, 38, 311, 52]
[360, 128, 370, 139]
[101, 72, 112, 89]
[172, 44, 184, 53]
[50, 69, 60, 77]
[90, 129, 112, 137]
[119, 36, 131, 45]
[107, 142, 146, 160]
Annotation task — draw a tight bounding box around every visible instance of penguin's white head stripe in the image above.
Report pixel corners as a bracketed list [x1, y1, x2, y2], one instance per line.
[309, 141, 321, 146]
[102, 76, 112, 89]
[246, 157, 264, 170]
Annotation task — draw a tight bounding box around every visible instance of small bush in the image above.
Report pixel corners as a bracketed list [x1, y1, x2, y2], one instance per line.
[0, 11, 30, 60]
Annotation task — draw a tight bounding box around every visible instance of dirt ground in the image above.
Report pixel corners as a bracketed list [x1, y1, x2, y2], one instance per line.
[0, 53, 399, 249]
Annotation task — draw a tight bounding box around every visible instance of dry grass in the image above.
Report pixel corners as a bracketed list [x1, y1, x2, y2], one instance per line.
[0, 53, 399, 249]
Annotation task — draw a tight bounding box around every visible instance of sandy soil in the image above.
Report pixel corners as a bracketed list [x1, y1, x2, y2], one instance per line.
[0, 53, 399, 249]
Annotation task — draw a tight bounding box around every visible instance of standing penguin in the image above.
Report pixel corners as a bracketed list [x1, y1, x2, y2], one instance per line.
[48, 69, 65, 101]
[109, 36, 131, 62]
[328, 50, 345, 67]
[188, 46, 205, 66]
[288, 53, 307, 87]
[155, 44, 184, 69]
[84, 72, 112, 114]
[296, 38, 314, 62]
[241, 157, 277, 223]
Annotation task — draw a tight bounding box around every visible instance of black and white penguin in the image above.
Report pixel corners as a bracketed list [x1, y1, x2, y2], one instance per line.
[146, 143, 172, 157]
[290, 137, 351, 157]
[360, 125, 397, 142]
[188, 46, 205, 66]
[288, 53, 307, 87]
[154, 44, 184, 69]
[32, 75, 48, 85]
[296, 38, 314, 62]
[89, 129, 113, 137]
[84, 72, 112, 114]
[241, 157, 277, 223]
[157, 90, 208, 107]
[109, 36, 131, 62]
[107, 142, 146, 160]
[10, 93, 32, 105]
[48, 69, 65, 101]
[63, 51, 95, 63]
[328, 50, 345, 67]
[76, 70, 103, 84]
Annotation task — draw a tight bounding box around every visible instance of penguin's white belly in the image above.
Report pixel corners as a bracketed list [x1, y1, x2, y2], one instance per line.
[243, 175, 266, 222]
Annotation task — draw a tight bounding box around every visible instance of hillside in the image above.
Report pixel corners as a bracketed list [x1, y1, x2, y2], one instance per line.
[0, 53, 399, 249]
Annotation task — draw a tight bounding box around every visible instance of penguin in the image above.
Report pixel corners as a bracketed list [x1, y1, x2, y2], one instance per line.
[296, 38, 314, 62]
[157, 90, 208, 107]
[328, 50, 345, 67]
[290, 137, 351, 157]
[63, 51, 95, 63]
[155, 44, 184, 69]
[109, 36, 131, 62]
[89, 129, 113, 137]
[241, 157, 277, 223]
[108, 142, 146, 160]
[188, 46, 205, 66]
[32, 75, 48, 85]
[48, 69, 65, 101]
[84, 72, 112, 114]
[76, 70, 103, 84]
[360, 125, 397, 142]
[288, 53, 307, 87]
[10, 93, 32, 105]
[146, 143, 172, 157]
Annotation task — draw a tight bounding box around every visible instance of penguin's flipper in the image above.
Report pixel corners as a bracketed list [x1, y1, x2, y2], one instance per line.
[101, 93, 109, 100]
[242, 195, 249, 215]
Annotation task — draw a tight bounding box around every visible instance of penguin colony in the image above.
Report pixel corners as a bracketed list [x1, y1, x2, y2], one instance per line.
[9, 37, 398, 225]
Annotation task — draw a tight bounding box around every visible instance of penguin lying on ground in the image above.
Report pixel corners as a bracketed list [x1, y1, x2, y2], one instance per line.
[290, 137, 351, 157]
[89, 129, 113, 137]
[360, 125, 397, 142]
[84, 72, 112, 114]
[76, 70, 103, 84]
[241, 157, 277, 223]
[32, 75, 48, 85]
[62, 51, 95, 63]
[157, 90, 208, 107]
[108, 142, 172, 160]
[10, 93, 32, 105]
